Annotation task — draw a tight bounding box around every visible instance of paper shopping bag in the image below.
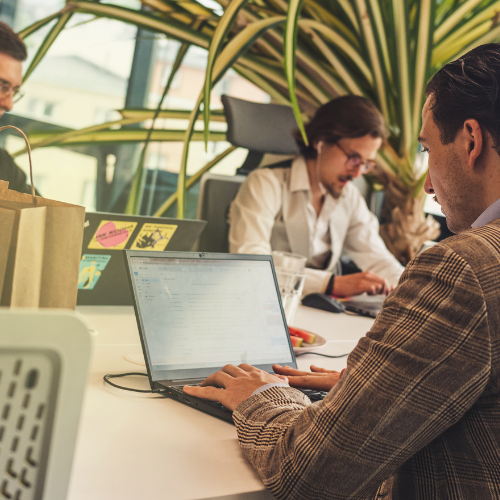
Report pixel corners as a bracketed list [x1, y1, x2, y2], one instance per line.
[0, 126, 85, 309]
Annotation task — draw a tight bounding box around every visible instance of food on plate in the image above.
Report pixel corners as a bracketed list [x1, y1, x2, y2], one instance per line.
[288, 326, 316, 344]
[289, 335, 303, 348]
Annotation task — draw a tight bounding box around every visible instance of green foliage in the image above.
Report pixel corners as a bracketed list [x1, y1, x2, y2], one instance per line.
[18, 0, 500, 217]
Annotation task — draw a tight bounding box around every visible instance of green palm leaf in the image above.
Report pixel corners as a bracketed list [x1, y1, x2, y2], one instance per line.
[126, 31, 196, 215]
[18, 11, 61, 39]
[153, 145, 236, 217]
[17, 0, 500, 258]
[65, 0, 210, 47]
[21, 128, 226, 147]
[202, 0, 250, 149]
[284, 0, 307, 144]
[23, 11, 73, 82]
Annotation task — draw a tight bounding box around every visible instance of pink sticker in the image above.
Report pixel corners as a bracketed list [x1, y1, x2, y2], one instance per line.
[97, 222, 129, 247]
[88, 220, 138, 250]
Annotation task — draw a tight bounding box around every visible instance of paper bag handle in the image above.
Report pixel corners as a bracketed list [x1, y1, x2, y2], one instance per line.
[0, 125, 35, 202]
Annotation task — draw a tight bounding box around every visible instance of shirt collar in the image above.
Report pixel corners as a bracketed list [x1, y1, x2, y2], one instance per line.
[471, 197, 500, 228]
[289, 156, 311, 193]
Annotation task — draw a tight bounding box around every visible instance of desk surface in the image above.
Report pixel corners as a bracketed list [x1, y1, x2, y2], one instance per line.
[68, 305, 374, 500]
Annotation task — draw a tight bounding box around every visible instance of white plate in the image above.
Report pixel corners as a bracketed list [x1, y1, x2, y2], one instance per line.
[291, 332, 327, 354]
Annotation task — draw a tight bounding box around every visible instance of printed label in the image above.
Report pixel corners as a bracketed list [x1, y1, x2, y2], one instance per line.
[78, 254, 112, 290]
[130, 223, 178, 251]
[88, 220, 138, 250]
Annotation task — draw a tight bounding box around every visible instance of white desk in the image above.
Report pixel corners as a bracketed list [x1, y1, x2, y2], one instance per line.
[67, 305, 374, 500]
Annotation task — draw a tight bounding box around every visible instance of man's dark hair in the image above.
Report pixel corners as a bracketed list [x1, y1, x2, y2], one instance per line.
[0, 21, 27, 61]
[293, 95, 388, 159]
[426, 43, 500, 154]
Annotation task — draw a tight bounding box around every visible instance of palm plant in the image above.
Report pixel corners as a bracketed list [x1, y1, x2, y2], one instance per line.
[15, 0, 500, 263]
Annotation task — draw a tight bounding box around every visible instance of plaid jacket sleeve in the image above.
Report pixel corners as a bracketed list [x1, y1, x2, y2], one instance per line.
[233, 242, 493, 500]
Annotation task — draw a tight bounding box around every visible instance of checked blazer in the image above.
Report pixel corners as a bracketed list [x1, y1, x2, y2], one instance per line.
[233, 221, 500, 500]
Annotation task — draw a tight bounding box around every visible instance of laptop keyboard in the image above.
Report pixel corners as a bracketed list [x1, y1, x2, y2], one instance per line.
[299, 389, 329, 401]
[169, 386, 232, 413]
[170, 385, 327, 410]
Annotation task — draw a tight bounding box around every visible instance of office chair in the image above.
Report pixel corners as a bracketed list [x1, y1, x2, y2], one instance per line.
[0, 310, 91, 500]
[196, 96, 300, 253]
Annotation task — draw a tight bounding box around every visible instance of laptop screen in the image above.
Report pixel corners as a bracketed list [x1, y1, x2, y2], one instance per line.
[128, 254, 295, 382]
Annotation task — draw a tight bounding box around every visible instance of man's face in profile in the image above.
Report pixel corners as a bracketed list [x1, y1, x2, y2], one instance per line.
[315, 134, 382, 199]
[420, 96, 476, 233]
[0, 52, 22, 118]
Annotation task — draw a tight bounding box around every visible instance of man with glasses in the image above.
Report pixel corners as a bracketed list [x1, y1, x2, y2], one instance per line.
[229, 95, 404, 297]
[0, 21, 35, 195]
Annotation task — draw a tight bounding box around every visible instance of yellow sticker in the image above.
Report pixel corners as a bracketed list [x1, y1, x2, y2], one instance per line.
[88, 220, 138, 250]
[130, 223, 178, 251]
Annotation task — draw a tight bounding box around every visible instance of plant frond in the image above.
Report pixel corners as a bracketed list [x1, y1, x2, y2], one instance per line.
[284, 0, 308, 144]
[153, 145, 237, 216]
[23, 11, 73, 82]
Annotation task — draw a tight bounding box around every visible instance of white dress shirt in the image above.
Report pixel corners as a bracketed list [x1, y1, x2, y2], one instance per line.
[228, 157, 404, 294]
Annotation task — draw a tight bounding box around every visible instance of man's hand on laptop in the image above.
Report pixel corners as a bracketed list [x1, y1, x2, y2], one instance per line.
[332, 272, 392, 297]
[183, 364, 289, 411]
[273, 364, 341, 391]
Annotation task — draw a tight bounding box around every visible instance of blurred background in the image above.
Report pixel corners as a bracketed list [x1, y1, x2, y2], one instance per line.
[0, 0, 270, 219]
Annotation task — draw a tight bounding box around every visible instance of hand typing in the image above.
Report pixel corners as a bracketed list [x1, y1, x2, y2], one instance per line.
[332, 271, 393, 297]
[183, 363, 288, 411]
[272, 364, 341, 391]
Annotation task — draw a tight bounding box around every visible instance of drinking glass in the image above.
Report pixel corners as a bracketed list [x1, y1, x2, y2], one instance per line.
[272, 251, 307, 274]
[275, 267, 305, 326]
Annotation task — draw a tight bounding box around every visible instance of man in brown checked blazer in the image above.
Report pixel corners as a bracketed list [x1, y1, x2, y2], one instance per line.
[185, 44, 500, 499]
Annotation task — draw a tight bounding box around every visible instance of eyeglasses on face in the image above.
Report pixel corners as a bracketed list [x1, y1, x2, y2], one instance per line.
[333, 141, 376, 174]
[0, 79, 24, 103]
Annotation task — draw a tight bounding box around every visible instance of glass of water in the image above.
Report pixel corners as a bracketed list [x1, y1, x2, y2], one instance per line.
[275, 267, 305, 326]
[272, 251, 307, 274]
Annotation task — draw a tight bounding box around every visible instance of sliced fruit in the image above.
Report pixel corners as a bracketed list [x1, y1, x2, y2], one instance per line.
[288, 326, 316, 344]
[289, 335, 303, 348]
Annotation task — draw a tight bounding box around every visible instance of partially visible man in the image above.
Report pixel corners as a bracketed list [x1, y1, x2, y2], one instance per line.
[0, 21, 34, 194]
[229, 96, 404, 297]
[186, 44, 500, 499]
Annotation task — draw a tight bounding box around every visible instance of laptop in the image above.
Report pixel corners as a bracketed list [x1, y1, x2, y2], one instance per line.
[77, 212, 206, 306]
[124, 250, 327, 423]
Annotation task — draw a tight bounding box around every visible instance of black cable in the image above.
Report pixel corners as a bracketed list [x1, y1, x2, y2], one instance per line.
[295, 352, 350, 358]
[103, 372, 154, 393]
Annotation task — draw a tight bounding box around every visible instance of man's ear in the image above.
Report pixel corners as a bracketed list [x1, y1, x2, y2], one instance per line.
[464, 119, 483, 169]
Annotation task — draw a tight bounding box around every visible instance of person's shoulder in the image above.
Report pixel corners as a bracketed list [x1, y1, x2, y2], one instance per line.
[262, 158, 294, 170]
[437, 221, 500, 266]
[0, 148, 14, 162]
[246, 162, 291, 184]
[407, 222, 500, 284]
[438, 221, 500, 251]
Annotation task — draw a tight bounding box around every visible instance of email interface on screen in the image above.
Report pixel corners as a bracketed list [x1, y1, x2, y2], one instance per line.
[129, 257, 294, 377]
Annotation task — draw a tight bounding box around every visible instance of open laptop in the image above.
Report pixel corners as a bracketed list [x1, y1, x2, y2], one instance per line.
[77, 212, 206, 306]
[124, 250, 327, 423]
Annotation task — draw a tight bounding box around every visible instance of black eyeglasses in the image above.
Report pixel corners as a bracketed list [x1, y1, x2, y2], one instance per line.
[333, 141, 376, 174]
[0, 79, 24, 103]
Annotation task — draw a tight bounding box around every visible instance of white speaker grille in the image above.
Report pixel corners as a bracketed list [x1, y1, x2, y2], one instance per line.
[0, 351, 59, 500]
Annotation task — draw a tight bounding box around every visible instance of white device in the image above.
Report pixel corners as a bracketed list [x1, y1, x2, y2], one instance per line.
[0, 310, 91, 500]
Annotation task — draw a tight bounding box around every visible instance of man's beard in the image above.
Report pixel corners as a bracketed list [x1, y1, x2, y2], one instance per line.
[323, 175, 352, 199]
[436, 151, 478, 233]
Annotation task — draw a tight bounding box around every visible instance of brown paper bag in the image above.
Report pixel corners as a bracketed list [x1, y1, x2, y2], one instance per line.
[0, 126, 85, 309]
